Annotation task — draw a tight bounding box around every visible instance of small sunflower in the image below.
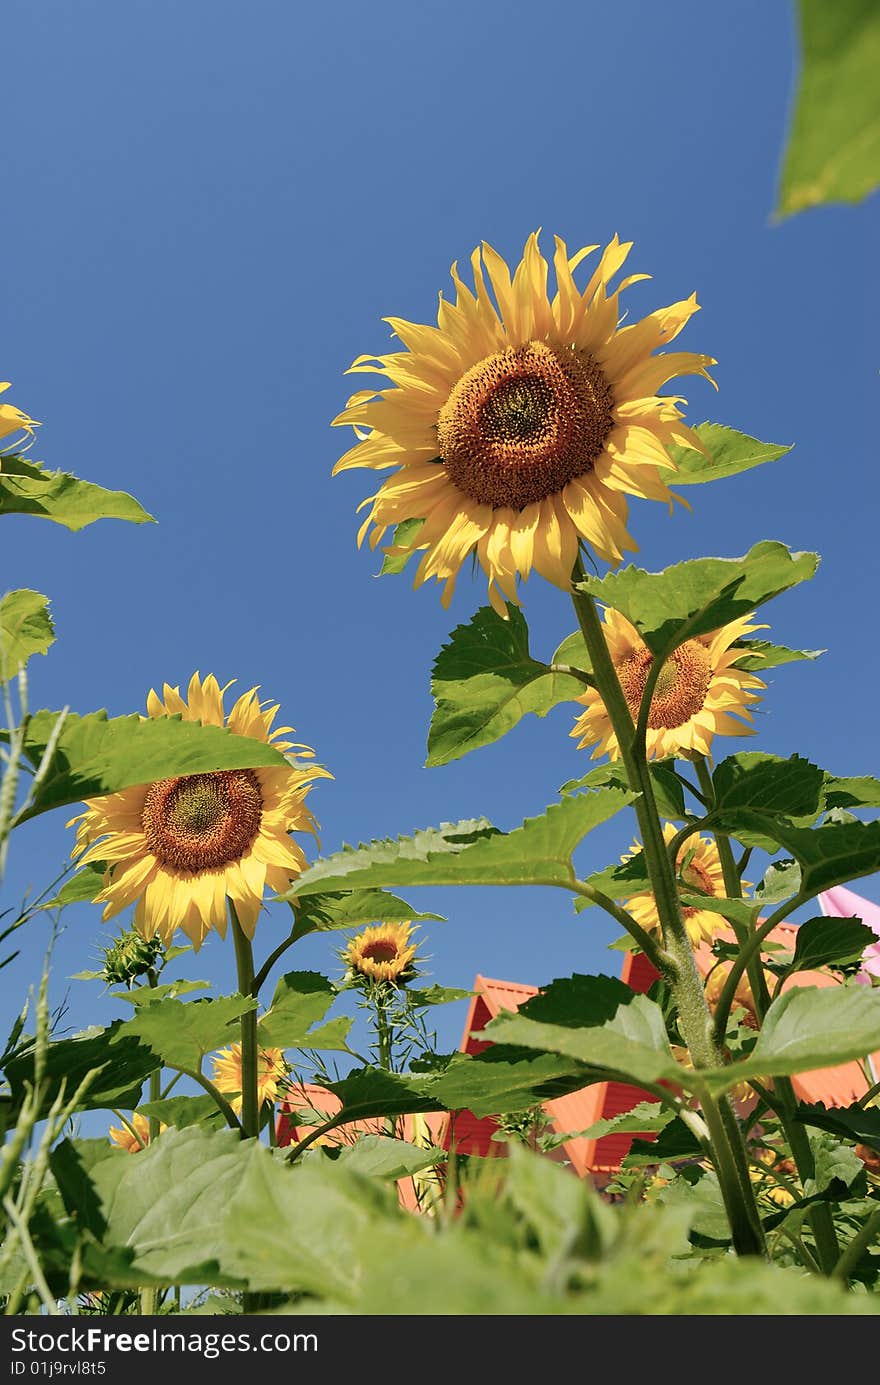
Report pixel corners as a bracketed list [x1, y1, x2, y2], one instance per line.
[624, 823, 727, 947]
[334, 232, 715, 614]
[704, 960, 771, 1030]
[108, 1111, 165, 1153]
[571, 608, 765, 760]
[211, 1042, 287, 1113]
[0, 381, 38, 446]
[344, 922, 418, 985]
[69, 673, 330, 947]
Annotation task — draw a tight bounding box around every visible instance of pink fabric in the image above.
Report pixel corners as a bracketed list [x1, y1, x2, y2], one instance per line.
[819, 885, 880, 981]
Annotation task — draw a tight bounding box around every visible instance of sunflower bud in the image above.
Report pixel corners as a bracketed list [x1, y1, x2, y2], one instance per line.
[100, 928, 163, 986]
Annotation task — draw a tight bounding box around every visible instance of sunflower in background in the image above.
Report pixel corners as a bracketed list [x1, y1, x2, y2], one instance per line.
[623, 824, 727, 947]
[334, 231, 714, 614]
[0, 381, 38, 446]
[108, 1111, 166, 1153]
[571, 608, 765, 760]
[344, 922, 420, 987]
[211, 1043, 287, 1114]
[69, 673, 330, 947]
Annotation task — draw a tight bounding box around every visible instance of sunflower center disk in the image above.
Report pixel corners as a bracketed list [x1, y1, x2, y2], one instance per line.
[437, 341, 615, 510]
[618, 641, 713, 730]
[142, 770, 263, 873]
[362, 941, 399, 964]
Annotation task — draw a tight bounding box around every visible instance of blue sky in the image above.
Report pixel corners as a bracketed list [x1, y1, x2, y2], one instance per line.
[3, 0, 878, 1080]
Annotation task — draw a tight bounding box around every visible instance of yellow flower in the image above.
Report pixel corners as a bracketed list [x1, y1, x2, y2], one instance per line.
[211, 1042, 287, 1113]
[571, 608, 765, 760]
[704, 960, 772, 1030]
[345, 922, 418, 984]
[69, 673, 330, 947]
[334, 232, 715, 615]
[0, 382, 38, 446]
[108, 1111, 165, 1153]
[624, 823, 726, 947]
[751, 1148, 797, 1207]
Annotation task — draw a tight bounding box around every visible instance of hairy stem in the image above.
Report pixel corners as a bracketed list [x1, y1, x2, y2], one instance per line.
[230, 905, 259, 1141]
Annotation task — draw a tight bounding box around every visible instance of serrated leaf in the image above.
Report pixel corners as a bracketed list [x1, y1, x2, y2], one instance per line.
[427, 1047, 596, 1118]
[43, 863, 107, 910]
[777, 0, 880, 217]
[576, 541, 818, 661]
[752, 818, 880, 897]
[287, 888, 443, 945]
[517, 973, 634, 1028]
[406, 984, 471, 1007]
[731, 639, 824, 672]
[561, 760, 685, 820]
[807, 1133, 866, 1194]
[0, 590, 54, 682]
[709, 754, 827, 847]
[323, 1067, 446, 1124]
[572, 1100, 673, 1143]
[666, 423, 791, 486]
[625, 1117, 703, 1166]
[258, 971, 351, 1051]
[426, 603, 587, 767]
[789, 916, 878, 974]
[697, 985, 880, 1094]
[0, 453, 154, 529]
[821, 774, 880, 811]
[677, 894, 760, 929]
[379, 517, 424, 575]
[285, 789, 636, 898]
[138, 1094, 224, 1129]
[329, 1135, 443, 1180]
[124, 994, 256, 1071]
[5, 1022, 160, 1117]
[15, 708, 299, 822]
[573, 853, 651, 911]
[113, 979, 210, 1005]
[485, 994, 681, 1089]
[755, 858, 801, 904]
[796, 1102, 880, 1155]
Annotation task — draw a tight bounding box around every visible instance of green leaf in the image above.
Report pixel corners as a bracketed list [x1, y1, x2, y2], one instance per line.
[4, 1022, 160, 1117]
[710, 753, 827, 835]
[807, 1133, 866, 1194]
[484, 995, 681, 1090]
[0, 453, 154, 530]
[778, 0, 880, 216]
[0, 590, 54, 681]
[561, 760, 686, 821]
[576, 542, 818, 661]
[796, 1101, 880, 1155]
[821, 774, 880, 811]
[379, 517, 424, 575]
[571, 1100, 673, 1143]
[258, 971, 352, 1051]
[755, 858, 801, 904]
[666, 423, 792, 486]
[324, 1067, 446, 1123]
[286, 789, 636, 898]
[677, 894, 760, 930]
[731, 639, 824, 672]
[756, 818, 880, 896]
[573, 852, 651, 911]
[697, 985, 880, 1094]
[15, 707, 299, 823]
[328, 1134, 443, 1180]
[406, 984, 472, 1007]
[112, 979, 210, 1005]
[42, 863, 107, 910]
[138, 1094, 224, 1129]
[426, 603, 588, 767]
[123, 994, 256, 1071]
[426, 1047, 597, 1119]
[287, 888, 443, 944]
[625, 1117, 703, 1166]
[517, 972, 634, 1028]
[788, 916, 878, 974]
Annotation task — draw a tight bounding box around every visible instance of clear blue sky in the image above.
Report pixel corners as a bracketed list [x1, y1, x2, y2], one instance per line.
[3, 0, 878, 1076]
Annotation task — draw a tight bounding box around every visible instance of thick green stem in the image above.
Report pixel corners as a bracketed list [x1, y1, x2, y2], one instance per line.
[570, 559, 765, 1257]
[376, 992, 397, 1137]
[230, 904, 259, 1141]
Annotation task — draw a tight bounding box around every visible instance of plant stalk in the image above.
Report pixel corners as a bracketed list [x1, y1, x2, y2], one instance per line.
[230, 904, 260, 1141]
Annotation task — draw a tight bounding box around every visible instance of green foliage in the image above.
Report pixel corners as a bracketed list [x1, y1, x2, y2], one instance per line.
[121, 993, 257, 1072]
[561, 759, 687, 820]
[0, 591, 54, 682]
[257, 971, 352, 1050]
[325, 1134, 443, 1179]
[731, 639, 824, 672]
[425, 1047, 595, 1118]
[426, 603, 588, 766]
[378, 517, 424, 574]
[797, 1102, 880, 1155]
[0, 453, 154, 529]
[778, 0, 880, 216]
[4, 1022, 160, 1119]
[13, 707, 298, 823]
[287, 789, 636, 897]
[287, 888, 442, 944]
[787, 916, 877, 974]
[138, 1095, 224, 1130]
[666, 423, 791, 485]
[576, 541, 818, 660]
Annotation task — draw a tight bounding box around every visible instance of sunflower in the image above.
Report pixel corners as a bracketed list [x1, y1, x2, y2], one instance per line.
[624, 823, 727, 947]
[333, 232, 715, 615]
[108, 1111, 165, 1153]
[344, 922, 418, 985]
[69, 673, 330, 947]
[704, 960, 771, 1030]
[211, 1042, 287, 1113]
[0, 381, 38, 446]
[571, 608, 765, 760]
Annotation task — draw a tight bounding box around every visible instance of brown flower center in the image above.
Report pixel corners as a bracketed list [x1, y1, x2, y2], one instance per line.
[362, 941, 399, 964]
[436, 341, 615, 510]
[142, 770, 263, 873]
[617, 640, 713, 730]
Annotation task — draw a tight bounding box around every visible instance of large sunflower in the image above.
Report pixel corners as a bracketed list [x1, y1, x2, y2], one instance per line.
[70, 673, 329, 946]
[571, 608, 765, 760]
[624, 823, 727, 947]
[333, 232, 714, 614]
[211, 1042, 287, 1113]
[0, 381, 38, 445]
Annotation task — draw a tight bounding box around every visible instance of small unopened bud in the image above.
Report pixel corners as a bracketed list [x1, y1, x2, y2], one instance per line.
[101, 929, 163, 985]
